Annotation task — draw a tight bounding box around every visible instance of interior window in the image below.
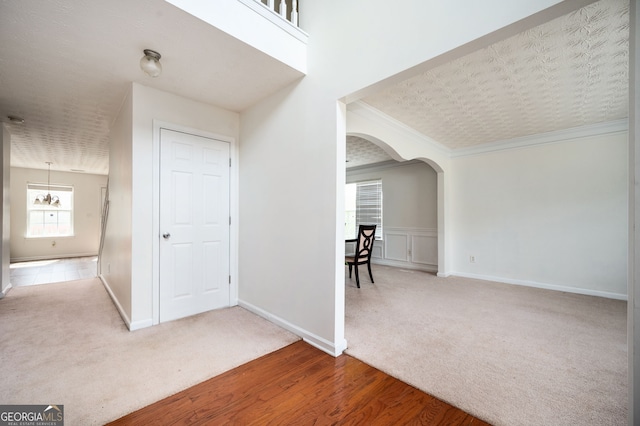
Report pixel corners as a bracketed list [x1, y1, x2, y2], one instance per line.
[345, 180, 383, 240]
[26, 184, 74, 238]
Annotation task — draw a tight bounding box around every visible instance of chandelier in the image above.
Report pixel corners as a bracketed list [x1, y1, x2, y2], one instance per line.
[33, 162, 61, 207]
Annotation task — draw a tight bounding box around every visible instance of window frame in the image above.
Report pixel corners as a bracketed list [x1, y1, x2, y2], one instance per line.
[26, 183, 75, 238]
[345, 179, 383, 240]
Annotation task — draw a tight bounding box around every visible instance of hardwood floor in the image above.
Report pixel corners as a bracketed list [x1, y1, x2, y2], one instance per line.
[108, 341, 490, 425]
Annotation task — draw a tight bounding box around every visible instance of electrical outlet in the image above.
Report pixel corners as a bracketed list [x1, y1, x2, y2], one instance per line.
[470, 255, 476, 263]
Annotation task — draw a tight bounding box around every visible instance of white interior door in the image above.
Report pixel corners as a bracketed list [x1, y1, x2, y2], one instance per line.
[159, 128, 230, 323]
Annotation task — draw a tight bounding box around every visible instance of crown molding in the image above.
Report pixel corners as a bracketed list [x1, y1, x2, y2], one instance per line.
[450, 119, 629, 158]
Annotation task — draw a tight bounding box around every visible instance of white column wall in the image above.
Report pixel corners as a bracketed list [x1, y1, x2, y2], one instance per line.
[0, 125, 10, 297]
[239, 0, 575, 354]
[101, 87, 134, 323]
[239, 80, 345, 353]
[629, 0, 639, 423]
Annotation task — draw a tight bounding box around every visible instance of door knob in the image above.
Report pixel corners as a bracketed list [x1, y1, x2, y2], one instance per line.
[162, 233, 171, 239]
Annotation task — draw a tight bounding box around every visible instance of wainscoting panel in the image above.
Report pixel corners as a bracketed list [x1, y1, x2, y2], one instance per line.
[379, 227, 437, 272]
[344, 227, 437, 272]
[412, 234, 438, 265]
[371, 244, 384, 260]
[384, 233, 409, 262]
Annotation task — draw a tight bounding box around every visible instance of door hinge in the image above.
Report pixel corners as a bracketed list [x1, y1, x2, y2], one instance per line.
[229, 216, 231, 225]
[229, 275, 231, 284]
[229, 158, 231, 167]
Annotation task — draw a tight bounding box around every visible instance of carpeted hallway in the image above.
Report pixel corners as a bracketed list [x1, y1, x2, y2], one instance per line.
[0, 279, 299, 425]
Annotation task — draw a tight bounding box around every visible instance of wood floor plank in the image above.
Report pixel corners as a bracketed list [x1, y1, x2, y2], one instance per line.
[107, 341, 490, 425]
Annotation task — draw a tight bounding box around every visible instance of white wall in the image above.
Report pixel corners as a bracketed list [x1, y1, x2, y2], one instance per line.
[239, 81, 344, 352]
[347, 161, 437, 229]
[101, 86, 134, 321]
[238, 0, 573, 354]
[1, 124, 10, 297]
[347, 161, 438, 271]
[9, 167, 107, 261]
[101, 82, 239, 330]
[629, 0, 639, 421]
[451, 131, 628, 299]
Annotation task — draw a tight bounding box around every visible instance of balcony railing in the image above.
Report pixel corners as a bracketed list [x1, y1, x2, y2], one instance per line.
[256, 0, 299, 27]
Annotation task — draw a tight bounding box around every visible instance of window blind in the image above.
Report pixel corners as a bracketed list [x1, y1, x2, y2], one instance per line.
[356, 180, 382, 239]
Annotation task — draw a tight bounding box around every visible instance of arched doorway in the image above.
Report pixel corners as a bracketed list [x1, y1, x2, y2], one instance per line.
[345, 132, 447, 276]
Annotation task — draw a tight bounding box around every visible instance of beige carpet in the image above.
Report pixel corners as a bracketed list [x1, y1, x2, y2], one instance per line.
[0, 278, 299, 425]
[345, 265, 628, 426]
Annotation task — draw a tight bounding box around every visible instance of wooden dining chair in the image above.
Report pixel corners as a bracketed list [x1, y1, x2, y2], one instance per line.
[345, 224, 377, 288]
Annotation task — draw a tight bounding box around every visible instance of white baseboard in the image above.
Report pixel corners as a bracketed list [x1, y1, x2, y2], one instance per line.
[11, 252, 98, 263]
[451, 271, 627, 301]
[372, 258, 437, 272]
[1, 283, 12, 298]
[129, 318, 154, 331]
[99, 275, 152, 331]
[99, 275, 131, 328]
[238, 299, 346, 357]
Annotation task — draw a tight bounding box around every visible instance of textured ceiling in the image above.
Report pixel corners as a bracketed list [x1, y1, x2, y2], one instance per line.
[0, 0, 303, 175]
[346, 135, 393, 168]
[361, 0, 629, 152]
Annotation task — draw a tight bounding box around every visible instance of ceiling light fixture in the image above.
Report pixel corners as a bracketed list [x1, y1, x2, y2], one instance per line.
[140, 49, 162, 78]
[8, 115, 24, 124]
[34, 162, 61, 207]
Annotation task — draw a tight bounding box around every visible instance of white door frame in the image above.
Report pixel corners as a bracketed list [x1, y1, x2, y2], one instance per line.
[151, 120, 239, 325]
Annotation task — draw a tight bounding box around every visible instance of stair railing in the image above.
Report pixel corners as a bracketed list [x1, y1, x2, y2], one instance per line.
[261, 0, 298, 27]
